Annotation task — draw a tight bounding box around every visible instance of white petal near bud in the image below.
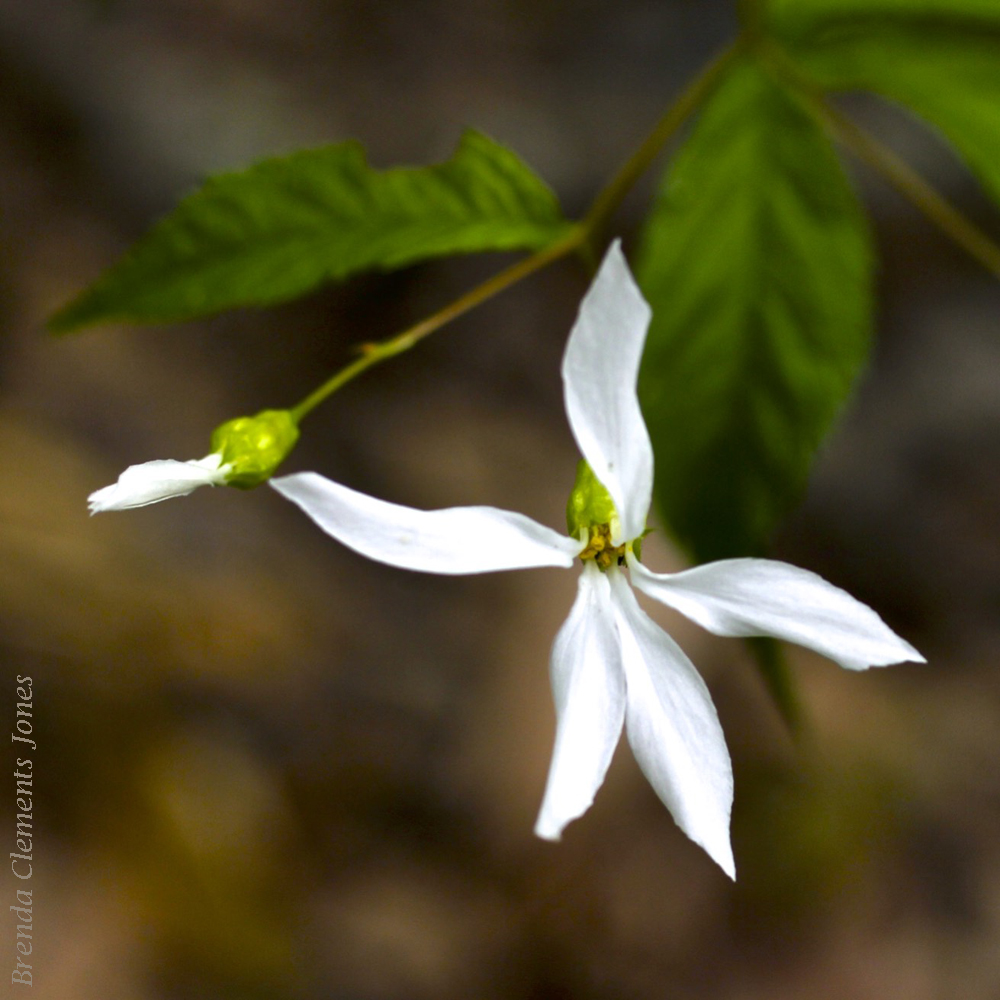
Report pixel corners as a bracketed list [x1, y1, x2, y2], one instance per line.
[87, 454, 230, 513]
[271, 471, 582, 574]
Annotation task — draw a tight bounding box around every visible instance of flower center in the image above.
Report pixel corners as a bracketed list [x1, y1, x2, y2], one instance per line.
[579, 523, 627, 570]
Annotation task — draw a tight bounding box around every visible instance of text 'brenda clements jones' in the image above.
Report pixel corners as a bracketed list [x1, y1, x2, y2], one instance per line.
[11, 675, 34, 987]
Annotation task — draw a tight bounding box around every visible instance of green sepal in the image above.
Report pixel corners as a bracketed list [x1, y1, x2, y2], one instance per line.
[566, 460, 618, 537]
[210, 409, 299, 489]
[631, 528, 653, 563]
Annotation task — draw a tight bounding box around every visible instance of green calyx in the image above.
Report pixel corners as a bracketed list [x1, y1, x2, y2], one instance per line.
[210, 409, 300, 489]
[566, 460, 618, 538]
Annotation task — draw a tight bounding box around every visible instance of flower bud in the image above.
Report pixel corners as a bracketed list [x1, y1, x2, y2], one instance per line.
[210, 409, 299, 490]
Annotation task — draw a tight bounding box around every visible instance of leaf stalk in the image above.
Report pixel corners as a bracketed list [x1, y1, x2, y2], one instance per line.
[760, 40, 1000, 282]
[818, 101, 1000, 280]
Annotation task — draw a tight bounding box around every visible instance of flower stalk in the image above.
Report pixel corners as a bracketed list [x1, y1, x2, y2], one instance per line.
[579, 41, 742, 257]
[289, 226, 587, 422]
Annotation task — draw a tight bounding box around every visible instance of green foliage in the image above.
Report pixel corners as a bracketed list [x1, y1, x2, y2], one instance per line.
[636, 57, 872, 563]
[50, 131, 571, 331]
[766, 0, 1000, 36]
[769, 0, 1000, 204]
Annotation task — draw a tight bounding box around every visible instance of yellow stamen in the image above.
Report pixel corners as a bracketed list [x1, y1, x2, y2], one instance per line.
[580, 523, 626, 571]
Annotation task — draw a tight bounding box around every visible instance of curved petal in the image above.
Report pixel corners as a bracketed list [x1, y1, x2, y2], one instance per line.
[629, 555, 925, 671]
[535, 562, 626, 840]
[88, 454, 228, 513]
[561, 241, 653, 543]
[271, 472, 582, 575]
[607, 570, 735, 878]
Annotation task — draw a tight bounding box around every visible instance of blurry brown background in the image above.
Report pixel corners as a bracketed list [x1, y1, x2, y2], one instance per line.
[2, 1, 1000, 998]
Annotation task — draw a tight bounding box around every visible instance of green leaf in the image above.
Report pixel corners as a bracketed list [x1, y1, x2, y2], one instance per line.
[636, 57, 873, 563]
[768, 3, 1000, 205]
[767, 0, 1000, 37]
[50, 130, 572, 331]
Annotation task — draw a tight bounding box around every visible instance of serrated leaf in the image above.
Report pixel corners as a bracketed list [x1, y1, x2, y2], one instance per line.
[636, 57, 873, 563]
[50, 130, 572, 331]
[769, 2, 1000, 205]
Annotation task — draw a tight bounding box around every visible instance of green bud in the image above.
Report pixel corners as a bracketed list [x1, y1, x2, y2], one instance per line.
[210, 409, 299, 490]
[566, 460, 618, 538]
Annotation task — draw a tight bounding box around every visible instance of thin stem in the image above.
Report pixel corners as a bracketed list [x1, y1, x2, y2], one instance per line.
[582, 40, 742, 250]
[291, 42, 742, 422]
[761, 41, 1000, 280]
[290, 227, 585, 422]
[819, 100, 1000, 280]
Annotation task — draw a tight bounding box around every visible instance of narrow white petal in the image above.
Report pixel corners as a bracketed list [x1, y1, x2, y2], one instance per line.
[87, 454, 228, 513]
[607, 570, 735, 878]
[561, 241, 654, 543]
[629, 555, 925, 671]
[535, 562, 626, 841]
[271, 472, 582, 574]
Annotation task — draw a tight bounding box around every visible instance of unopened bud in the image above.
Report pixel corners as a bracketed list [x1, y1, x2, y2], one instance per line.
[211, 409, 299, 489]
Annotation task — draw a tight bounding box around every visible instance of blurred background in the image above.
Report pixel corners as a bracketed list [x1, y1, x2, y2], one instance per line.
[2, 1, 1000, 997]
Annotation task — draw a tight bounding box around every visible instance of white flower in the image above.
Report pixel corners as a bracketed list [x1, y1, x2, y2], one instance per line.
[270, 242, 924, 878]
[88, 454, 230, 513]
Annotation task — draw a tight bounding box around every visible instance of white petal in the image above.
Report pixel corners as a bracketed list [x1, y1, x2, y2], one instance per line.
[271, 472, 582, 575]
[561, 241, 654, 543]
[87, 454, 228, 513]
[535, 562, 626, 840]
[629, 555, 925, 671]
[607, 570, 735, 878]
